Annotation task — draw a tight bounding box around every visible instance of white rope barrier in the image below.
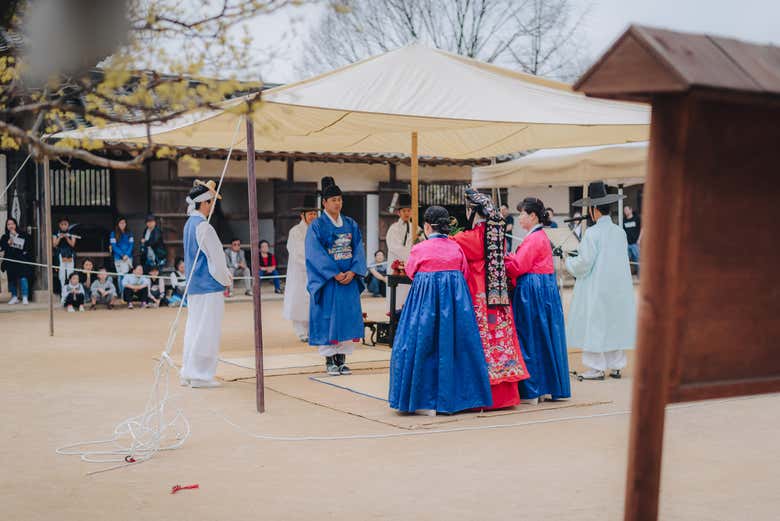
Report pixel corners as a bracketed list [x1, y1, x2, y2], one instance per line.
[55, 117, 244, 472]
[0, 257, 389, 281]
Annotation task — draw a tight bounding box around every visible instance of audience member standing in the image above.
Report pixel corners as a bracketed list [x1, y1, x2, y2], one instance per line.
[623, 205, 642, 276]
[53, 217, 77, 292]
[109, 217, 134, 290]
[1, 217, 33, 305]
[140, 214, 166, 270]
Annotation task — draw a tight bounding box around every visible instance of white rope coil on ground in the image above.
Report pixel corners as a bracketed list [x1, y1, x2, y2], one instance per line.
[55, 117, 243, 472]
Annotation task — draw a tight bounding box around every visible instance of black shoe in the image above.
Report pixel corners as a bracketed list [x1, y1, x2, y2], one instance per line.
[609, 369, 622, 379]
[335, 353, 352, 375]
[274, 288, 283, 294]
[325, 356, 340, 376]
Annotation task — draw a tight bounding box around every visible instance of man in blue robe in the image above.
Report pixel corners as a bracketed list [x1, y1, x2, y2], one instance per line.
[306, 177, 367, 376]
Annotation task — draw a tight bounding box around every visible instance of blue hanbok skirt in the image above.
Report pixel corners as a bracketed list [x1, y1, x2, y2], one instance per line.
[388, 270, 493, 413]
[513, 273, 571, 400]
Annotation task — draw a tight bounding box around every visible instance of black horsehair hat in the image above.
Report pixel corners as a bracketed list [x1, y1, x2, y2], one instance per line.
[571, 181, 626, 207]
[320, 176, 342, 200]
[293, 194, 319, 213]
[388, 192, 412, 212]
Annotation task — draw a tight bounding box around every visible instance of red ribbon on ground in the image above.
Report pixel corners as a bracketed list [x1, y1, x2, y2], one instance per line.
[171, 484, 199, 494]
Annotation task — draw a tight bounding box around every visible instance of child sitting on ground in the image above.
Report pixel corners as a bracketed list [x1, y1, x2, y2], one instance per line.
[78, 258, 95, 301]
[90, 267, 117, 309]
[61, 272, 86, 312]
[122, 264, 150, 309]
[146, 266, 168, 308]
[168, 257, 187, 306]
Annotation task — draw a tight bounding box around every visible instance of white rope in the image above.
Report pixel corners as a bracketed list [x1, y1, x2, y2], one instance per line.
[0, 153, 32, 202]
[212, 394, 763, 442]
[56, 117, 244, 471]
[0, 257, 389, 281]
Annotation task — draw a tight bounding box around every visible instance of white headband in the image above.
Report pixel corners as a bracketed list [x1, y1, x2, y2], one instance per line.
[186, 191, 215, 216]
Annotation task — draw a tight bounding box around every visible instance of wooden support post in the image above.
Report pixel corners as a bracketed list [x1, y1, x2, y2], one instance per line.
[42, 160, 54, 337]
[245, 116, 265, 413]
[410, 132, 419, 242]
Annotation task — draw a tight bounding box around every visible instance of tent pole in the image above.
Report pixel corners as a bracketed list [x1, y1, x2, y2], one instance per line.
[618, 184, 625, 227]
[245, 116, 265, 413]
[410, 132, 419, 242]
[42, 159, 54, 336]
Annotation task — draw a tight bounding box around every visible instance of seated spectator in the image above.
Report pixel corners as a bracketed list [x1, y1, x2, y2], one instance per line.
[258, 239, 282, 294]
[546, 207, 559, 228]
[224, 238, 252, 297]
[168, 257, 187, 307]
[146, 265, 168, 308]
[122, 264, 150, 309]
[110, 216, 134, 291]
[78, 258, 95, 300]
[365, 250, 387, 297]
[1, 217, 34, 305]
[61, 272, 86, 312]
[90, 267, 117, 310]
[140, 214, 166, 270]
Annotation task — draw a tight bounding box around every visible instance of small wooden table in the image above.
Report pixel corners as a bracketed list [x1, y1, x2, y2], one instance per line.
[387, 274, 412, 345]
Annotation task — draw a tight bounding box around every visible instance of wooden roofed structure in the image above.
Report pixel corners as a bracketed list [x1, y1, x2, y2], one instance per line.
[575, 25, 780, 521]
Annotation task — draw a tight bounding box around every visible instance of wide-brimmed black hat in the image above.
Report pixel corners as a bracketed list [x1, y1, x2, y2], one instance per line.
[388, 192, 412, 212]
[293, 194, 319, 213]
[572, 181, 626, 207]
[320, 176, 342, 200]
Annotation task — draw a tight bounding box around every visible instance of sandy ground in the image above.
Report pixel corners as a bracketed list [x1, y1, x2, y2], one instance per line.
[1, 295, 779, 521]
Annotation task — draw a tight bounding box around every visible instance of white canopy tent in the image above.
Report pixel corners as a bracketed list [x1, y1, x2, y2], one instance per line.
[56, 44, 651, 412]
[63, 44, 649, 158]
[471, 141, 648, 188]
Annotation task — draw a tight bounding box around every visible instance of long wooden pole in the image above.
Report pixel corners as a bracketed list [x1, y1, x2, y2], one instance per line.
[245, 116, 265, 413]
[42, 160, 54, 336]
[410, 132, 419, 242]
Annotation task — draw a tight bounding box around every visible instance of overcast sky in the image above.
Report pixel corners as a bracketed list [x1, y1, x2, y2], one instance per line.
[244, 0, 780, 83]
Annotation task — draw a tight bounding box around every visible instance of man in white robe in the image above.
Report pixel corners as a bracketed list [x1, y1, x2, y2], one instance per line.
[565, 181, 637, 380]
[385, 193, 419, 312]
[180, 180, 232, 388]
[283, 194, 319, 342]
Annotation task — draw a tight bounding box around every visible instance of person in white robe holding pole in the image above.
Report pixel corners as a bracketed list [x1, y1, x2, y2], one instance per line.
[180, 180, 232, 388]
[283, 194, 319, 342]
[385, 192, 419, 312]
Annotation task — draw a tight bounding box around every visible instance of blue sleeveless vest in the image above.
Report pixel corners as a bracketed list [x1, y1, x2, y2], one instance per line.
[183, 214, 224, 295]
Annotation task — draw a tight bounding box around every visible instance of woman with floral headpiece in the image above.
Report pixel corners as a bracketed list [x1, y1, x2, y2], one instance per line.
[451, 188, 530, 409]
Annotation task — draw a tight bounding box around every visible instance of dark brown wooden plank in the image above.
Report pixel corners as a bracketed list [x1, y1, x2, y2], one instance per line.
[634, 26, 761, 92]
[623, 96, 692, 521]
[575, 31, 688, 100]
[710, 36, 780, 94]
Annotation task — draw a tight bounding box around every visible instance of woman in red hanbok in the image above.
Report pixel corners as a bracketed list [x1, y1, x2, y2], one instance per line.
[452, 189, 529, 408]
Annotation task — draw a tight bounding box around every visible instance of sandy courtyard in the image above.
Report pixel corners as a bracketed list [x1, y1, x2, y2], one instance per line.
[1, 296, 778, 521]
